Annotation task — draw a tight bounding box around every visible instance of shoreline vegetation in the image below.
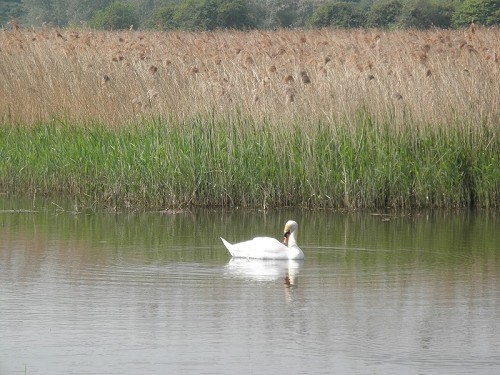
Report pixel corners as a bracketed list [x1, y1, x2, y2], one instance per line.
[1, 28, 499, 210]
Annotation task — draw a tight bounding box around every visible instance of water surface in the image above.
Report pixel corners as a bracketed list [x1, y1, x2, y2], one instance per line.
[1, 200, 499, 374]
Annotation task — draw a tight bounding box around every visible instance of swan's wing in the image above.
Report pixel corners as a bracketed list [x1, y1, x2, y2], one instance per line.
[251, 237, 284, 248]
[220, 237, 289, 259]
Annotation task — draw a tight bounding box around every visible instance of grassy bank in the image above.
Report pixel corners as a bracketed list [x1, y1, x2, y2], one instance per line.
[0, 28, 498, 210]
[1, 114, 498, 210]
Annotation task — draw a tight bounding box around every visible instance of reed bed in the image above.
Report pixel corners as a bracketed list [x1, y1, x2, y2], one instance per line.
[1, 116, 498, 210]
[0, 27, 498, 127]
[0, 27, 498, 210]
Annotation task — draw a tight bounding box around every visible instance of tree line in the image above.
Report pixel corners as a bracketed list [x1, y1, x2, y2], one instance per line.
[1, 0, 499, 30]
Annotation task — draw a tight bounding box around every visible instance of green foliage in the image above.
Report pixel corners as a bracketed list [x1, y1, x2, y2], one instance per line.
[0, 0, 24, 26]
[452, 0, 500, 27]
[21, 0, 69, 26]
[367, 0, 403, 28]
[8, 0, 500, 30]
[65, 0, 113, 27]
[169, 0, 207, 30]
[2, 114, 497, 210]
[90, 1, 140, 30]
[149, 2, 178, 29]
[307, 2, 366, 28]
[291, 0, 321, 27]
[215, 0, 252, 28]
[19, 0, 114, 27]
[260, 0, 300, 28]
[398, 0, 454, 28]
[150, 0, 252, 30]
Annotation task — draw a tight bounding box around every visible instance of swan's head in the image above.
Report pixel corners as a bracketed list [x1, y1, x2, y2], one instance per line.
[283, 220, 298, 245]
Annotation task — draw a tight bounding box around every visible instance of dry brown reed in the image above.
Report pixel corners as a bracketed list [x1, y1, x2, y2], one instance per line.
[0, 27, 498, 129]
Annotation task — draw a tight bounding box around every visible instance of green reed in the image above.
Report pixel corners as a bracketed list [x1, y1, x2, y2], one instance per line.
[0, 113, 498, 210]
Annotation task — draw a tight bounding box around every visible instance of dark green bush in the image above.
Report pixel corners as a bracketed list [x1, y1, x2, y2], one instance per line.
[307, 2, 366, 28]
[90, 1, 139, 30]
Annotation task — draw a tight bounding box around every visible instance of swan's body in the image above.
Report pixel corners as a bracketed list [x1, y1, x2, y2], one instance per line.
[220, 220, 304, 260]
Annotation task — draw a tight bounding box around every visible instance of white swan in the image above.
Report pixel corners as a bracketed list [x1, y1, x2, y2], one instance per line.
[220, 220, 304, 260]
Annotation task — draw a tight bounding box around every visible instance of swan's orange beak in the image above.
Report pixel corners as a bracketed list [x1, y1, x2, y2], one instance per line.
[283, 230, 290, 245]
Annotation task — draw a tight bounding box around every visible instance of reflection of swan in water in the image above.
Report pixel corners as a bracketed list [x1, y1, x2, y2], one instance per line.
[220, 220, 304, 260]
[224, 258, 303, 286]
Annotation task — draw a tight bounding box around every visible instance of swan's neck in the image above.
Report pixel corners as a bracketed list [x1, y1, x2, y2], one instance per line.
[287, 231, 298, 247]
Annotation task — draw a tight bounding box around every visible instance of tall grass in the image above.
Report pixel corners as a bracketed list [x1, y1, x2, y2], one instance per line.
[0, 27, 498, 128]
[0, 27, 498, 210]
[1, 114, 498, 210]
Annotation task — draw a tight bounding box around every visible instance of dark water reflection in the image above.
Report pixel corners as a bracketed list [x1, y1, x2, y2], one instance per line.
[1, 199, 499, 374]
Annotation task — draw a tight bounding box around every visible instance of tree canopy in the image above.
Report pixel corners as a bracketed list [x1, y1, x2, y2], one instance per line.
[307, 2, 366, 28]
[89, 2, 139, 30]
[3, 0, 499, 29]
[452, 0, 500, 27]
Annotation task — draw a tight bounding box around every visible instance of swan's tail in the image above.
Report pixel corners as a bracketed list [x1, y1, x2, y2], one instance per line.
[220, 237, 235, 256]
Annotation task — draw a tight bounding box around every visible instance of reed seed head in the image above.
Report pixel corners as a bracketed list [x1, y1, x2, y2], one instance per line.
[299, 70, 311, 84]
[285, 87, 295, 102]
[148, 65, 158, 75]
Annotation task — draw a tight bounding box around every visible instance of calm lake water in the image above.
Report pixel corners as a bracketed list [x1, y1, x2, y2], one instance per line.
[1, 199, 499, 374]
